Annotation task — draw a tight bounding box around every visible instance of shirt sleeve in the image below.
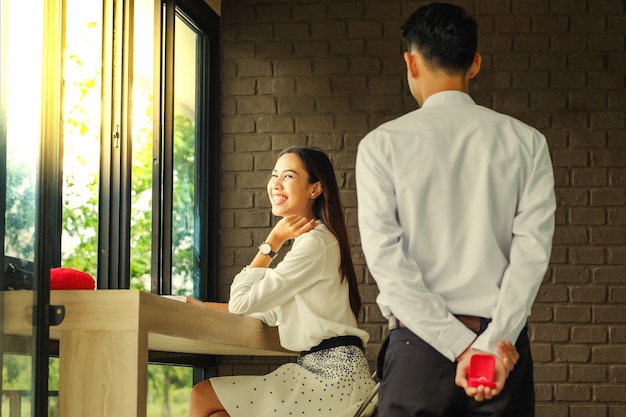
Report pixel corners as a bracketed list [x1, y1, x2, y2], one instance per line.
[228, 230, 329, 315]
[356, 135, 477, 361]
[472, 133, 556, 355]
[247, 308, 280, 326]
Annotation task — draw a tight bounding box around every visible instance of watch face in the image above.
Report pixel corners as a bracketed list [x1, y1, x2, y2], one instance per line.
[260, 243, 271, 254]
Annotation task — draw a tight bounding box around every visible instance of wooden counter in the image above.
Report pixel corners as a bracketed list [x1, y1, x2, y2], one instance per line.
[2, 290, 295, 417]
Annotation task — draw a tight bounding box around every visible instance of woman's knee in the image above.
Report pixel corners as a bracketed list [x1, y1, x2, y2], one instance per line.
[189, 379, 228, 416]
[191, 379, 215, 400]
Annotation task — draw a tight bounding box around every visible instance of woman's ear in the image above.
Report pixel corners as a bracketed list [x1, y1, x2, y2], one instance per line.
[310, 182, 322, 199]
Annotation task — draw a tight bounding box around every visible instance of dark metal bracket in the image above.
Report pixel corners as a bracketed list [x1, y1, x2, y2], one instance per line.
[49, 305, 65, 326]
[32, 304, 65, 326]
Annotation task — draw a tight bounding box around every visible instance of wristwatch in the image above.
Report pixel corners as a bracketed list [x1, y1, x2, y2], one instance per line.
[258, 241, 277, 259]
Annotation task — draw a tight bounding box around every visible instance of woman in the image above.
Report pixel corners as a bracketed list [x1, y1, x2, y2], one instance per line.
[188, 146, 375, 417]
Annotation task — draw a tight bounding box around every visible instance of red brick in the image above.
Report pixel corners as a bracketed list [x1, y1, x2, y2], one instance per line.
[609, 287, 626, 303]
[554, 306, 591, 323]
[570, 286, 607, 303]
[347, 21, 383, 39]
[570, 247, 606, 264]
[552, 150, 589, 167]
[550, 0, 586, 13]
[531, 91, 567, 110]
[311, 22, 346, 39]
[553, 227, 588, 245]
[555, 384, 591, 401]
[237, 60, 272, 77]
[571, 169, 607, 187]
[553, 112, 589, 129]
[222, 115, 256, 134]
[608, 209, 626, 225]
[328, 2, 363, 19]
[531, 53, 567, 69]
[293, 41, 328, 57]
[610, 327, 626, 343]
[512, 71, 550, 89]
[238, 97, 276, 114]
[257, 78, 296, 95]
[314, 57, 348, 75]
[611, 367, 626, 383]
[571, 209, 606, 225]
[223, 79, 256, 97]
[570, 90, 609, 110]
[589, 71, 625, 89]
[553, 266, 590, 284]
[589, 34, 625, 52]
[588, 0, 624, 13]
[515, 34, 549, 52]
[593, 267, 626, 284]
[590, 228, 626, 244]
[365, 2, 401, 18]
[257, 5, 290, 22]
[553, 168, 570, 186]
[571, 326, 608, 343]
[475, 0, 511, 14]
[531, 344, 554, 362]
[277, 97, 315, 114]
[590, 191, 626, 207]
[534, 364, 568, 381]
[535, 404, 568, 417]
[593, 306, 626, 323]
[292, 4, 326, 21]
[593, 385, 626, 402]
[256, 115, 294, 133]
[294, 115, 333, 132]
[295, 77, 331, 96]
[532, 16, 568, 33]
[238, 24, 273, 41]
[571, 16, 606, 33]
[274, 59, 312, 76]
[536, 286, 569, 303]
[530, 305, 554, 322]
[591, 111, 626, 129]
[571, 405, 608, 417]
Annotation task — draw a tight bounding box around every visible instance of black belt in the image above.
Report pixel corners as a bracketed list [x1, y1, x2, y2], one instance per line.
[389, 315, 491, 333]
[300, 335, 364, 356]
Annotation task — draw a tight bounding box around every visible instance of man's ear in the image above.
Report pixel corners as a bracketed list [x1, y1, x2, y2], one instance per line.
[404, 51, 419, 79]
[467, 52, 482, 79]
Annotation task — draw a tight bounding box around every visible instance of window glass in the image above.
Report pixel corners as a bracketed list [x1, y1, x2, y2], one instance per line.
[1, 0, 45, 414]
[171, 15, 198, 295]
[60, 0, 103, 276]
[131, 0, 155, 291]
[3, 0, 42, 261]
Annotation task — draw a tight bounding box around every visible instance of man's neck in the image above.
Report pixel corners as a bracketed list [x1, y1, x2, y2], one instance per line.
[417, 71, 470, 105]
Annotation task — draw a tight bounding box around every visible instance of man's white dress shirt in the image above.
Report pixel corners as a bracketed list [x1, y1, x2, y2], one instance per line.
[356, 90, 556, 361]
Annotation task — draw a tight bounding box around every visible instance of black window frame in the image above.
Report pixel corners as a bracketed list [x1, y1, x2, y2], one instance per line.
[96, 0, 220, 303]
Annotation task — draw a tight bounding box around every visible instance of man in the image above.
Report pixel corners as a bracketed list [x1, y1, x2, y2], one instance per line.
[356, 3, 555, 416]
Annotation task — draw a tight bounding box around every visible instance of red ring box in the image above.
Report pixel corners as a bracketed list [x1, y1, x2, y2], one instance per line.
[468, 354, 496, 389]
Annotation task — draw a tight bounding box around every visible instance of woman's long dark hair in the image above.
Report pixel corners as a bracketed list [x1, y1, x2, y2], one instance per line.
[279, 146, 362, 319]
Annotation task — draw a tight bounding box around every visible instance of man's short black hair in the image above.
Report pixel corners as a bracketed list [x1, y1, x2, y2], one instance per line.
[401, 2, 477, 74]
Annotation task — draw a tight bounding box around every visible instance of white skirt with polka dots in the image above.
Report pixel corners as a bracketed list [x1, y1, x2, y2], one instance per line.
[211, 345, 376, 417]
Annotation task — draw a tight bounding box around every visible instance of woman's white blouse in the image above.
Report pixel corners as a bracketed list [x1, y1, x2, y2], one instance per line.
[228, 223, 369, 352]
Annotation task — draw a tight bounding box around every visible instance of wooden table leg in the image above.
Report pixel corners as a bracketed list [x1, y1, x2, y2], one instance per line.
[58, 330, 148, 417]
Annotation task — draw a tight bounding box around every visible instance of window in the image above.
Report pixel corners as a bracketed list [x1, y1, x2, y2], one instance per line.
[57, 0, 220, 297]
[2, 0, 220, 414]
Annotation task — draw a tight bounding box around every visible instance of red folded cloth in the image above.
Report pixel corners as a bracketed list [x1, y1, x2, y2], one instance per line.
[50, 267, 95, 290]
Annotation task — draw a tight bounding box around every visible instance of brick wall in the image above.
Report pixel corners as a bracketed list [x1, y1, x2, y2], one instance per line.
[218, 1, 626, 415]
